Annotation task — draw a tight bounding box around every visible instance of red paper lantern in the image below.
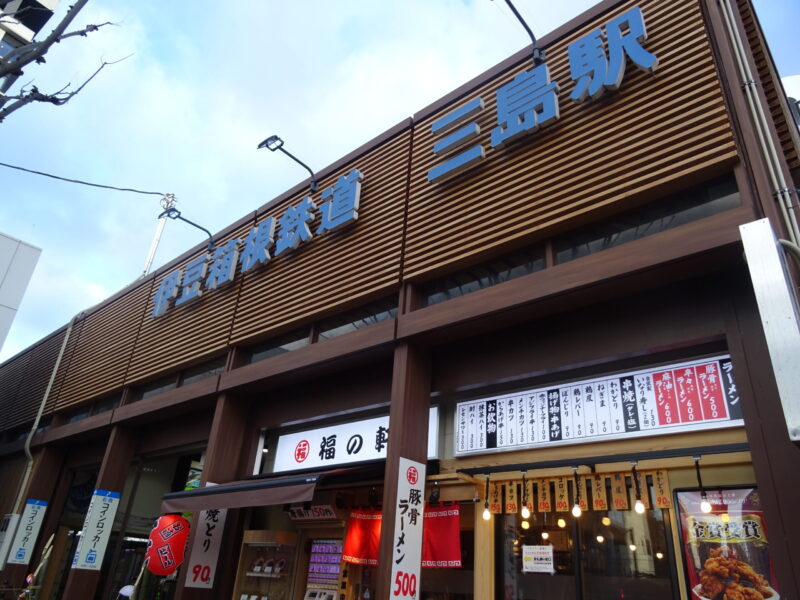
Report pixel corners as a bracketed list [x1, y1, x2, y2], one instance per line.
[145, 514, 190, 576]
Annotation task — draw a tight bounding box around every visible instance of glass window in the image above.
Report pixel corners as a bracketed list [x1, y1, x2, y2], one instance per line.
[553, 175, 740, 264]
[495, 479, 675, 600]
[421, 246, 546, 307]
[317, 298, 398, 341]
[130, 375, 177, 402]
[246, 327, 311, 364]
[181, 357, 226, 386]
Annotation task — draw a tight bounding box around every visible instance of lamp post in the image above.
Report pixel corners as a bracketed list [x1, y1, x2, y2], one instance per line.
[257, 134, 319, 193]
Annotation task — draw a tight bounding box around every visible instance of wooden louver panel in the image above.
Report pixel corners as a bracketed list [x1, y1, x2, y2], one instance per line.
[230, 129, 410, 344]
[736, 0, 800, 173]
[125, 219, 254, 386]
[0, 351, 31, 432]
[404, 0, 738, 281]
[6, 328, 67, 430]
[54, 279, 154, 411]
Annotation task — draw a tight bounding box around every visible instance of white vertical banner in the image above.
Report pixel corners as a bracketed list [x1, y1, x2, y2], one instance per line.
[71, 489, 120, 570]
[184, 486, 227, 589]
[390, 457, 426, 600]
[6, 500, 47, 565]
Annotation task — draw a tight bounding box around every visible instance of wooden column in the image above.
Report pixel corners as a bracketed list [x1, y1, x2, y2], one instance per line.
[61, 426, 136, 600]
[177, 394, 249, 600]
[2, 445, 66, 588]
[725, 274, 800, 599]
[375, 343, 431, 600]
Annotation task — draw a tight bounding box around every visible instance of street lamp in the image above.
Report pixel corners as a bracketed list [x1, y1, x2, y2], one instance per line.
[257, 134, 319, 193]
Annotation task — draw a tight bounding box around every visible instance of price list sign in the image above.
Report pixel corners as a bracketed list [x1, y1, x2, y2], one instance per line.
[306, 539, 343, 591]
[455, 355, 742, 456]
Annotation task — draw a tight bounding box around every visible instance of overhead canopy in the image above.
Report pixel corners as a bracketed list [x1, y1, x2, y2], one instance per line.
[161, 473, 318, 513]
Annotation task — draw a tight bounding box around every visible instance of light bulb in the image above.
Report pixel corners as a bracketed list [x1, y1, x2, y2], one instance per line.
[521, 505, 531, 519]
[557, 518, 566, 528]
[483, 506, 491, 521]
[634, 499, 645, 514]
[572, 504, 582, 517]
[601, 516, 611, 526]
[521, 520, 530, 530]
[629, 544, 636, 552]
[656, 552, 664, 559]
[596, 535, 604, 543]
[541, 531, 549, 540]
[700, 500, 712, 514]
[721, 513, 730, 523]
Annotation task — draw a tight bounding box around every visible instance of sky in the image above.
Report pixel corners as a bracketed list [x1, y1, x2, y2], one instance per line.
[1, 0, 799, 363]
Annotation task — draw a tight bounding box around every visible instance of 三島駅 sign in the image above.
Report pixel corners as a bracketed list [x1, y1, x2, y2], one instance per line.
[428, 5, 658, 183]
[454, 355, 742, 456]
[272, 407, 439, 473]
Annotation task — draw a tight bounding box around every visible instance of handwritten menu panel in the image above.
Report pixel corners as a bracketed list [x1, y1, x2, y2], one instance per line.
[455, 356, 741, 456]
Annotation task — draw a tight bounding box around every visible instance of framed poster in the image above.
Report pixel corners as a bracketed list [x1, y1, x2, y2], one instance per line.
[676, 487, 779, 600]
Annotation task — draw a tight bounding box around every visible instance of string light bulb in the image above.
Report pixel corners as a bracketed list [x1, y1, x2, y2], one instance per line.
[483, 476, 491, 521]
[694, 456, 713, 513]
[541, 531, 549, 540]
[596, 535, 604, 543]
[629, 544, 637, 552]
[521, 520, 530, 530]
[631, 460, 646, 515]
[572, 467, 582, 517]
[520, 471, 531, 519]
[656, 552, 664, 559]
[557, 518, 566, 528]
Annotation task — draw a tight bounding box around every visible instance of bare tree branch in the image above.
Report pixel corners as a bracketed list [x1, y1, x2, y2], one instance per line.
[0, 54, 131, 122]
[0, 0, 92, 79]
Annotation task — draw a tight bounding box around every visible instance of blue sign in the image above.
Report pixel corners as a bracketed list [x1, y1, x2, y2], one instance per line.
[152, 169, 365, 318]
[428, 5, 658, 184]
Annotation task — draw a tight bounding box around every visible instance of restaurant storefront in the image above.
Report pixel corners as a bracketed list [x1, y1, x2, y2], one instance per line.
[1, 0, 799, 598]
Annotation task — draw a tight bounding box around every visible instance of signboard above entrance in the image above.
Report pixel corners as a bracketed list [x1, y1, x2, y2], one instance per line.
[272, 407, 439, 473]
[454, 355, 742, 456]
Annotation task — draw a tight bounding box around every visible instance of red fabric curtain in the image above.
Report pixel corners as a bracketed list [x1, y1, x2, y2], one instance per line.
[342, 510, 382, 565]
[422, 504, 462, 568]
[342, 504, 462, 568]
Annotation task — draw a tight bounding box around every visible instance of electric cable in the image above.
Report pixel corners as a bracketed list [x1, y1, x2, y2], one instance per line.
[0, 160, 167, 196]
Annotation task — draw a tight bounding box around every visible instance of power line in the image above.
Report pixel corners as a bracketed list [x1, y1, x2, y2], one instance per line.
[0, 160, 168, 196]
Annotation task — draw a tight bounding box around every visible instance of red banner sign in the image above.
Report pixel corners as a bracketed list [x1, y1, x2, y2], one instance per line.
[342, 510, 382, 566]
[422, 505, 462, 568]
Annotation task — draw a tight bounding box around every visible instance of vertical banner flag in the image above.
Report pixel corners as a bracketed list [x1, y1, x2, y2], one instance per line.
[7, 500, 47, 566]
[184, 500, 228, 588]
[342, 510, 382, 566]
[422, 504, 461, 568]
[390, 458, 426, 599]
[72, 489, 120, 570]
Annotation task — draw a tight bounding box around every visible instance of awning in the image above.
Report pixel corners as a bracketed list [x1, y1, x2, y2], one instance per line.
[161, 473, 318, 513]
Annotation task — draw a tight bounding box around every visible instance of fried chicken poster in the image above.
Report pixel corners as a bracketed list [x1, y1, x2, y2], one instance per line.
[677, 489, 779, 600]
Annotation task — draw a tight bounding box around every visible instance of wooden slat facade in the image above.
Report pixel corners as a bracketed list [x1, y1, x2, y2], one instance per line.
[5, 329, 66, 430]
[404, 0, 738, 281]
[230, 128, 410, 344]
[124, 217, 253, 384]
[736, 0, 800, 173]
[53, 278, 154, 411]
[0, 0, 796, 432]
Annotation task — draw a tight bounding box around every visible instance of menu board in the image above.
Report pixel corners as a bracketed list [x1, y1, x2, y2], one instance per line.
[455, 355, 742, 455]
[305, 539, 343, 592]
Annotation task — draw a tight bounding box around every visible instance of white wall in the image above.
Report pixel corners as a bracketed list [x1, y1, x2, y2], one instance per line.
[0, 232, 41, 352]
